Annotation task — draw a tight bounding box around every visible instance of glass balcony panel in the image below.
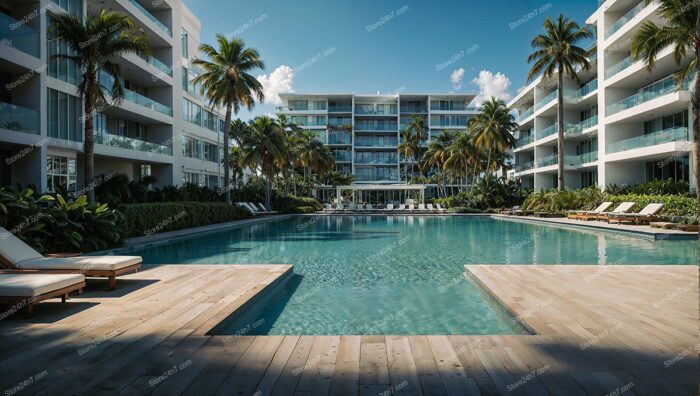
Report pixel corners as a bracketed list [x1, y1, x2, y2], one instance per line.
[536, 124, 559, 140]
[605, 56, 634, 79]
[96, 132, 173, 155]
[536, 155, 558, 168]
[127, 0, 172, 36]
[0, 12, 40, 57]
[567, 151, 598, 166]
[0, 101, 39, 134]
[605, 1, 646, 38]
[535, 90, 558, 110]
[565, 115, 598, 136]
[516, 106, 535, 122]
[606, 74, 693, 116]
[606, 127, 689, 153]
[138, 54, 172, 76]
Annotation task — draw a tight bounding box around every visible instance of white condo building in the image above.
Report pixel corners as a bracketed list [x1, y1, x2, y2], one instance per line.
[0, 0, 226, 193]
[509, 0, 694, 190]
[277, 93, 480, 201]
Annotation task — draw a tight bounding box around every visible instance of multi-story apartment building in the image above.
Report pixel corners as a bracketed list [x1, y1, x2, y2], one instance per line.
[278, 93, 479, 201]
[0, 0, 226, 193]
[509, 0, 694, 190]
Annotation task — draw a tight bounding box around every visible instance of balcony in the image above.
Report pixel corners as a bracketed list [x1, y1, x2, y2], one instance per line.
[355, 106, 397, 116]
[332, 152, 352, 162]
[536, 155, 558, 168]
[355, 138, 398, 147]
[293, 118, 327, 127]
[138, 54, 172, 77]
[96, 132, 173, 155]
[565, 115, 598, 136]
[400, 106, 427, 113]
[515, 161, 534, 172]
[0, 101, 39, 134]
[0, 12, 39, 58]
[355, 155, 398, 164]
[605, 56, 634, 79]
[100, 71, 173, 116]
[328, 119, 352, 128]
[567, 152, 598, 167]
[605, 1, 646, 39]
[606, 127, 689, 154]
[328, 133, 351, 145]
[516, 134, 534, 147]
[536, 124, 559, 140]
[328, 105, 352, 113]
[355, 123, 398, 132]
[535, 90, 558, 110]
[572, 79, 598, 99]
[127, 0, 172, 37]
[516, 106, 535, 122]
[606, 74, 690, 116]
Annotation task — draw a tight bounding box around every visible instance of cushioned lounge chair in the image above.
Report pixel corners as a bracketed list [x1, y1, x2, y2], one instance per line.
[0, 228, 141, 290]
[568, 202, 613, 221]
[435, 204, 447, 213]
[0, 272, 85, 317]
[383, 204, 394, 211]
[607, 203, 663, 225]
[395, 204, 406, 211]
[0, 272, 86, 317]
[595, 202, 636, 221]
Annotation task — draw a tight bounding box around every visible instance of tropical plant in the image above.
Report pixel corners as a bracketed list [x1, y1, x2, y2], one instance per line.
[398, 115, 428, 182]
[469, 97, 518, 176]
[527, 14, 595, 191]
[631, 0, 699, 234]
[51, 10, 151, 203]
[239, 116, 289, 207]
[421, 130, 454, 197]
[192, 35, 265, 204]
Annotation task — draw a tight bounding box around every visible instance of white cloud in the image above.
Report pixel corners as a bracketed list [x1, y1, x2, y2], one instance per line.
[257, 65, 295, 106]
[450, 68, 465, 90]
[471, 70, 513, 105]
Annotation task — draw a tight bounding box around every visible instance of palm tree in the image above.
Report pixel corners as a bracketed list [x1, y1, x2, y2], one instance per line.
[527, 14, 595, 191]
[469, 98, 518, 176]
[445, 130, 477, 190]
[230, 118, 250, 146]
[631, 0, 699, 220]
[52, 10, 151, 202]
[240, 116, 289, 207]
[422, 130, 454, 197]
[403, 115, 428, 180]
[296, 134, 335, 195]
[192, 35, 265, 204]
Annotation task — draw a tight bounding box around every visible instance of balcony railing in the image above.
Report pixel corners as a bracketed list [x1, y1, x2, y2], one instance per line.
[606, 127, 689, 154]
[0, 12, 40, 57]
[328, 133, 352, 145]
[605, 55, 634, 79]
[515, 161, 534, 172]
[605, 1, 647, 39]
[355, 138, 398, 147]
[354, 155, 398, 164]
[516, 134, 534, 147]
[100, 71, 173, 116]
[332, 152, 352, 162]
[293, 119, 327, 127]
[565, 115, 598, 136]
[536, 124, 559, 140]
[96, 132, 173, 155]
[127, 0, 172, 36]
[328, 119, 352, 128]
[606, 74, 691, 116]
[355, 106, 397, 115]
[535, 90, 558, 110]
[536, 155, 558, 168]
[579, 79, 598, 97]
[328, 105, 352, 112]
[355, 123, 398, 131]
[0, 101, 39, 134]
[567, 152, 598, 166]
[516, 106, 535, 122]
[138, 54, 172, 77]
[400, 106, 427, 113]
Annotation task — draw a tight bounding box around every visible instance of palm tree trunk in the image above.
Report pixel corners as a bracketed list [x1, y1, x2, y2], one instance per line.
[557, 63, 565, 191]
[265, 171, 273, 207]
[83, 79, 95, 204]
[694, 7, 700, 261]
[486, 147, 493, 176]
[223, 106, 232, 204]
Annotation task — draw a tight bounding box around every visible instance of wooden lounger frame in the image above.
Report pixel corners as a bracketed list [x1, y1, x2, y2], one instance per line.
[607, 215, 660, 225]
[0, 272, 85, 317]
[0, 256, 140, 291]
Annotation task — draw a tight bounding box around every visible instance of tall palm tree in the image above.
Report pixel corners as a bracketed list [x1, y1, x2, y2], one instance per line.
[631, 0, 699, 223]
[445, 130, 477, 190]
[422, 130, 454, 197]
[52, 10, 151, 202]
[470, 98, 518, 176]
[527, 14, 595, 191]
[192, 35, 264, 204]
[240, 116, 288, 206]
[297, 137, 335, 195]
[230, 118, 250, 146]
[404, 115, 429, 180]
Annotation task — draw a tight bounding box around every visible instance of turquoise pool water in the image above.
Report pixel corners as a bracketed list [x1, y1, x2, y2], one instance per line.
[125, 216, 696, 335]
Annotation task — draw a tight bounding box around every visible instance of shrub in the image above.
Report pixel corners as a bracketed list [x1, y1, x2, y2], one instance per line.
[435, 176, 529, 211]
[606, 179, 692, 196]
[272, 195, 323, 214]
[604, 194, 697, 218]
[119, 202, 251, 238]
[523, 187, 604, 212]
[0, 187, 124, 253]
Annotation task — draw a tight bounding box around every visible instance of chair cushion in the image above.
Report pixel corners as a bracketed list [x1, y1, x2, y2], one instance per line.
[16, 256, 142, 272]
[0, 227, 44, 266]
[0, 273, 84, 297]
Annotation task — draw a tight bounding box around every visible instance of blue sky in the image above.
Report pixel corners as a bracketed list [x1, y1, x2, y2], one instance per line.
[182, 0, 597, 120]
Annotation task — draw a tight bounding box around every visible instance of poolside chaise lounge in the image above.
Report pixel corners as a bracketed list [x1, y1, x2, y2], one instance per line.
[0, 228, 141, 290]
[607, 203, 664, 225]
[256, 203, 280, 214]
[395, 204, 406, 211]
[418, 203, 426, 212]
[435, 203, 447, 213]
[236, 202, 260, 214]
[383, 204, 394, 211]
[595, 202, 636, 221]
[568, 202, 613, 220]
[0, 272, 85, 317]
[427, 204, 437, 212]
[407, 204, 415, 211]
[499, 205, 520, 215]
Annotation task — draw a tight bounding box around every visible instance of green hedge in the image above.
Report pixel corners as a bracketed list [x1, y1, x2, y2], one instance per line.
[604, 194, 698, 218]
[120, 202, 251, 238]
[272, 195, 323, 214]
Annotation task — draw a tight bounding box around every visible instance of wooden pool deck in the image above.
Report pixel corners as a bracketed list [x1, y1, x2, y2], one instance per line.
[0, 264, 697, 395]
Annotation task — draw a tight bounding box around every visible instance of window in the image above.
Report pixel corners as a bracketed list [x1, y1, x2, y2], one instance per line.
[51, 0, 82, 16]
[644, 110, 688, 134]
[47, 89, 82, 142]
[46, 155, 77, 192]
[183, 172, 201, 186]
[138, 164, 152, 180]
[182, 98, 219, 132]
[581, 171, 597, 188]
[47, 16, 80, 85]
[181, 29, 189, 59]
[182, 66, 188, 91]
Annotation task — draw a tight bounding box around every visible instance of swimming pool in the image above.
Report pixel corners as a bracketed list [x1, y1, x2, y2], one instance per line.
[124, 216, 697, 335]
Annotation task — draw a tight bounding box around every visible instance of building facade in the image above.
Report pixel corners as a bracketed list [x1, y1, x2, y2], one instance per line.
[508, 0, 694, 190]
[278, 93, 479, 201]
[0, 0, 226, 193]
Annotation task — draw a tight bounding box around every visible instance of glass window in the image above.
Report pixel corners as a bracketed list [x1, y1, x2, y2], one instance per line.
[181, 29, 189, 59]
[46, 155, 77, 192]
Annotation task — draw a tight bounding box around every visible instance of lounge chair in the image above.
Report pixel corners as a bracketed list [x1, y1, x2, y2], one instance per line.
[596, 202, 636, 221]
[383, 204, 394, 211]
[257, 203, 280, 214]
[0, 272, 86, 317]
[608, 203, 664, 225]
[568, 202, 613, 221]
[407, 204, 415, 211]
[418, 204, 426, 212]
[395, 204, 406, 211]
[236, 202, 258, 214]
[427, 204, 437, 212]
[435, 203, 447, 213]
[499, 205, 523, 215]
[0, 228, 141, 290]
[366, 204, 374, 211]
[323, 203, 333, 212]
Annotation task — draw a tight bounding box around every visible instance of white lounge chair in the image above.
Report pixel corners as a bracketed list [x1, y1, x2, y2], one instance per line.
[568, 202, 613, 220]
[427, 204, 437, 212]
[608, 203, 664, 225]
[596, 202, 636, 221]
[0, 228, 141, 290]
[435, 204, 447, 212]
[418, 204, 426, 212]
[396, 204, 406, 211]
[0, 272, 86, 317]
[366, 204, 374, 211]
[237, 202, 261, 215]
[257, 203, 280, 214]
[384, 204, 394, 211]
[407, 204, 415, 211]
